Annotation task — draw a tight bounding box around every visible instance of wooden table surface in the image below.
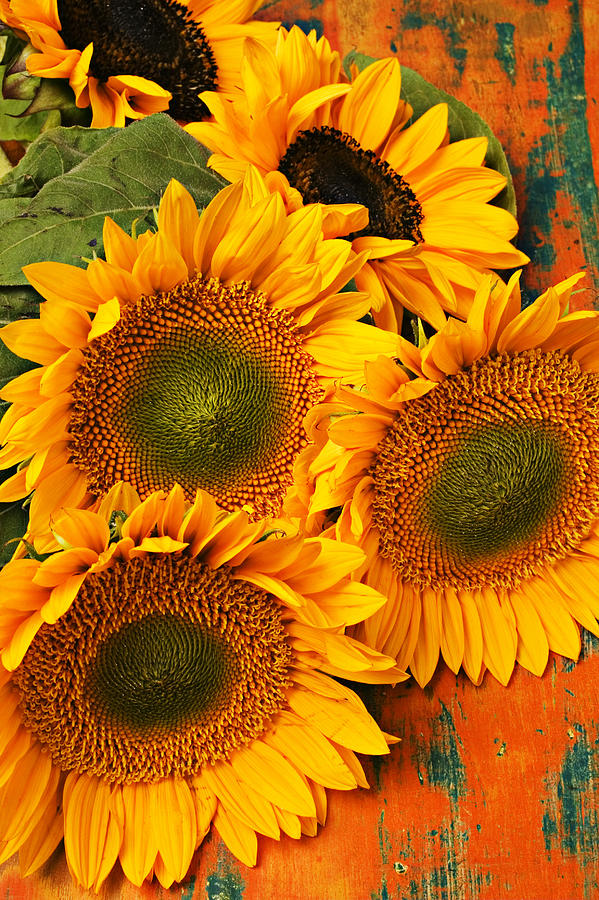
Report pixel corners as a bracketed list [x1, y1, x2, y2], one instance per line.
[2, 1, 599, 898]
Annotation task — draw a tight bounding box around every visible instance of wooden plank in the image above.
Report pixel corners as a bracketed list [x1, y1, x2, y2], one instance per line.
[1, 1, 598, 898]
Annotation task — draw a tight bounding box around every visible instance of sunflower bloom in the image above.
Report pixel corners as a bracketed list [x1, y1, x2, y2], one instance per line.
[187, 28, 529, 330]
[0, 170, 398, 546]
[0, 0, 279, 127]
[290, 272, 599, 686]
[0, 483, 402, 888]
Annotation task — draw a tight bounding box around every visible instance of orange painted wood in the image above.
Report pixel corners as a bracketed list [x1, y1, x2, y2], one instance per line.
[2, 1, 599, 898]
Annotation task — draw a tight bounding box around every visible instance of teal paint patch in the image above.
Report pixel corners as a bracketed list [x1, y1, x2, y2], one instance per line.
[412, 701, 466, 805]
[542, 810, 558, 855]
[371, 809, 392, 900]
[400, 11, 467, 78]
[542, 728, 599, 896]
[370, 879, 390, 900]
[558, 730, 599, 856]
[563, 632, 599, 674]
[520, 0, 599, 294]
[206, 848, 245, 900]
[408, 854, 485, 900]
[581, 630, 599, 660]
[281, 17, 324, 38]
[181, 875, 197, 900]
[378, 809, 392, 865]
[494, 23, 516, 85]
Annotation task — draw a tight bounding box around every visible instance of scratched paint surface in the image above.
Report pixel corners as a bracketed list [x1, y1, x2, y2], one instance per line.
[1, 1, 599, 898]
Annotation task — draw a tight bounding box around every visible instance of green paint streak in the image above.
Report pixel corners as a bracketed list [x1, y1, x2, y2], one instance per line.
[377, 809, 392, 865]
[494, 22, 516, 85]
[400, 11, 468, 78]
[557, 730, 599, 857]
[563, 632, 599, 672]
[413, 701, 466, 805]
[370, 878, 389, 900]
[280, 17, 324, 38]
[542, 728, 599, 896]
[408, 848, 485, 900]
[206, 849, 245, 900]
[541, 810, 558, 855]
[520, 0, 599, 291]
[181, 875, 197, 900]
[371, 809, 396, 900]
[581, 630, 599, 660]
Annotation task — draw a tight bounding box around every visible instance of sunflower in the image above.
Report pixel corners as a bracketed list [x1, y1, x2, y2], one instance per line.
[0, 0, 279, 127]
[289, 271, 599, 686]
[0, 170, 398, 547]
[0, 482, 402, 888]
[186, 28, 529, 331]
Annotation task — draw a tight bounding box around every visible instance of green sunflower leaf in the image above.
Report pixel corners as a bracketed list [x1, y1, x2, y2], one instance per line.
[343, 50, 516, 216]
[0, 283, 41, 562]
[0, 125, 120, 200]
[0, 499, 28, 566]
[0, 27, 92, 146]
[0, 284, 41, 384]
[0, 112, 227, 286]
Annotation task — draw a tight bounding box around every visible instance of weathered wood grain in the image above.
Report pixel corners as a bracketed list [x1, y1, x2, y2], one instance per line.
[1, 1, 598, 898]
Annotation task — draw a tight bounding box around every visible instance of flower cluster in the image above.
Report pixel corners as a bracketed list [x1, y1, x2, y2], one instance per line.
[0, 0, 597, 891]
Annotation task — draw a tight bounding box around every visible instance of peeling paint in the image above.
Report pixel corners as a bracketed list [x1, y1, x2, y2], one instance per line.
[281, 16, 324, 36]
[541, 810, 558, 856]
[495, 22, 516, 85]
[541, 728, 599, 896]
[181, 875, 197, 900]
[413, 701, 466, 805]
[399, 10, 468, 78]
[520, 0, 599, 292]
[408, 854, 486, 900]
[205, 849, 245, 900]
[378, 809, 393, 865]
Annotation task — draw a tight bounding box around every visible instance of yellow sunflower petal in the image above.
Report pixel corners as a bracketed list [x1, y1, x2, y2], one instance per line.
[213, 804, 258, 867]
[409, 586, 441, 687]
[439, 585, 466, 674]
[18, 786, 64, 877]
[477, 588, 517, 685]
[230, 741, 316, 816]
[63, 772, 124, 891]
[286, 682, 389, 755]
[119, 783, 158, 886]
[201, 766, 280, 839]
[383, 102, 449, 174]
[150, 780, 196, 885]
[264, 713, 358, 790]
[337, 58, 402, 152]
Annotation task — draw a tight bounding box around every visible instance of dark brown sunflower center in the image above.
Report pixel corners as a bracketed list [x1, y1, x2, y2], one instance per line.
[278, 126, 424, 242]
[68, 274, 321, 518]
[370, 349, 599, 591]
[56, 0, 218, 119]
[14, 554, 293, 783]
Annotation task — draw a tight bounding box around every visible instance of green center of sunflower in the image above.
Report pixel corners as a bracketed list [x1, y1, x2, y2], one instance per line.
[427, 423, 565, 560]
[278, 126, 424, 242]
[92, 615, 231, 734]
[14, 554, 293, 783]
[68, 275, 321, 518]
[56, 0, 218, 119]
[371, 349, 599, 591]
